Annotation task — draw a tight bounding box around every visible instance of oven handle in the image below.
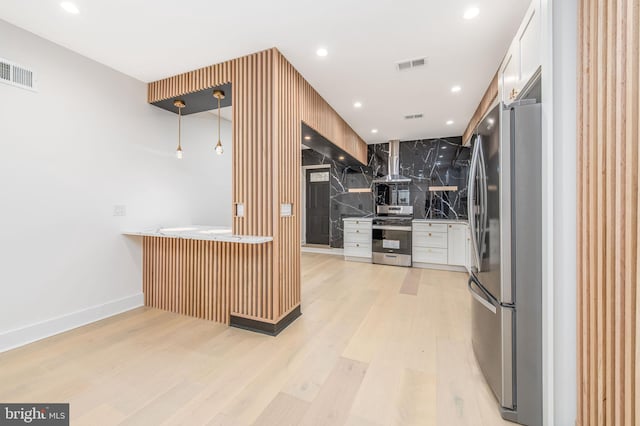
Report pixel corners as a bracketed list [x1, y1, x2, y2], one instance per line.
[372, 225, 412, 231]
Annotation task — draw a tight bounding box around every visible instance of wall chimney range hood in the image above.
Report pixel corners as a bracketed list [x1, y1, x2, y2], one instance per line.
[373, 140, 412, 183]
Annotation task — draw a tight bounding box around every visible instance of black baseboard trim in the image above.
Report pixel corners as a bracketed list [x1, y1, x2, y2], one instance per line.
[230, 305, 301, 336]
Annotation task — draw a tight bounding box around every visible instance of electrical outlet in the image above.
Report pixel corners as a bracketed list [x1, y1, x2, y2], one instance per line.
[113, 205, 126, 217]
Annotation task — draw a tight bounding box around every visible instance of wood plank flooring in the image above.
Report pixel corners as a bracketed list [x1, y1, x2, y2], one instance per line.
[0, 253, 511, 426]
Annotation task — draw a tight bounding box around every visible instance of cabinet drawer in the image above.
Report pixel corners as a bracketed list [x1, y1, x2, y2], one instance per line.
[343, 220, 372, 230]
[344, 230, 371, 243]
[413, 222, 448, 233]
[413, 231, 448, 248]
[344, 242, 372, 258]
[413, 247, 448, 264]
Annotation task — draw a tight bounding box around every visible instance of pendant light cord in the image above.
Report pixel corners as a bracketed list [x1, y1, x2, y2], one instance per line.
[178, 106, 182, 150]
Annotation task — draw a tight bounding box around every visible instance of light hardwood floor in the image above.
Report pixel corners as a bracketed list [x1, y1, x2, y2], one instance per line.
[0, 253, 511, 426]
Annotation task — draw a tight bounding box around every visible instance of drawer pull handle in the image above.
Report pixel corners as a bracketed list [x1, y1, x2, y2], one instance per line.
[429, 233, 432, 236]
[356, 244, 360, 247]
[449, 225, 452, 228]
[429, 223, 432, 227]
[356, 230, 360, 233]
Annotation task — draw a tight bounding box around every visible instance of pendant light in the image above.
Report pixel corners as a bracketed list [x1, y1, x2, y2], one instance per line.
[213, 90, 225, 155]
[174, 99, 185, 159]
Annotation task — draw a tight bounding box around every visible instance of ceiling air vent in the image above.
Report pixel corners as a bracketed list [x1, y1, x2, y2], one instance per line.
[404, 113, 424, 120]
[396, 57, 427, 72]
[0, 58, 37, 91]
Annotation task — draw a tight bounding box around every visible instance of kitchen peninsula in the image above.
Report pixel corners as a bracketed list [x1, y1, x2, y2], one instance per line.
[124, 226, 285, 334]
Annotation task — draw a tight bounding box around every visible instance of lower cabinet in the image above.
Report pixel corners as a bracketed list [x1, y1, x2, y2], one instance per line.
[413, 221, 469, 270]
[447, 224, 467, 266]
[343, 218, 372, 262]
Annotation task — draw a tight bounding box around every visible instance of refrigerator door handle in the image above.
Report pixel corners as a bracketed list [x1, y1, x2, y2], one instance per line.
[468, 136, 481, 271]
[468, 276, 497, 314]
[478, 142, 489, 259]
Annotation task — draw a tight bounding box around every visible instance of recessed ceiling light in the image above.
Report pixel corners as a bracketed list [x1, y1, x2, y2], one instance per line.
[464, 6, 480, 20]
[338, 155, 345, 160]
[439, 155, 444, 158]
[353, 102, 362, 108]
[451, 85, 462, 93]
[442, 146, 447, 150]
[446, 120, 454, 125]
[304, 135, 311, 140]
[316, 48, 328, 57]
[371, 129, 378, 134]
[60, 1, 79, 14]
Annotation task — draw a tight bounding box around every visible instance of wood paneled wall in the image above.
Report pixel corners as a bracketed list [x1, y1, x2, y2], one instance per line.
[146, 48, 363, 324]
[143, 237, 273, 323]
[461, 71, 498, 145]
[299, 78, 368, 163]
[577, 0, 639, 424]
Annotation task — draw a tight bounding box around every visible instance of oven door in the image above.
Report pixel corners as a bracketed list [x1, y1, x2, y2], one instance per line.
[372, 226, 412, 266]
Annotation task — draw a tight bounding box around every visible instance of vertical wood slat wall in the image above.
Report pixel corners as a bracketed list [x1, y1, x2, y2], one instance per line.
[146, 48, 362, 324]
[142, 237, 272, 324]
[461, 71, 499, 144]
[273, 51, 302, 317]
[577, 0, 639, 425]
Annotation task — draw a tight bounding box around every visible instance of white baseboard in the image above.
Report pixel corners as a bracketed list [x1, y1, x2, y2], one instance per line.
[301, 246, 344, 256]
[0, 293, 144, 353]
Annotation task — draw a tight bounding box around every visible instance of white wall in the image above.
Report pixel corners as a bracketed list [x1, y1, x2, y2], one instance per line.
[0, 20, 232, 351]
[540, 0, 577, 424]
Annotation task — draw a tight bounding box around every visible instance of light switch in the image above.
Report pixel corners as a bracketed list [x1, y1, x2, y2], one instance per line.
[113, 205, 126, 217]
[280, 203, 293, 217]
[235, 203, 245, 217]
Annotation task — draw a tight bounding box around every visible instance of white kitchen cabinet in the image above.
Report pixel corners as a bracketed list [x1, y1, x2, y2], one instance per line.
[500, 0, 541, 106]
[518, 3, 541, 86]
[447, 224, 467, 266]
[343, 218, 372, 262]
[412, 221, 469, 271]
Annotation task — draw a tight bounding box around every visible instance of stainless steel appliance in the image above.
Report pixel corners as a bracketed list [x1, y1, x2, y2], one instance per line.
[467, 100, 542, 426]
[372, 210, 413, 267]
[370, 139, 414, 267]
[373, 139, 411, 183]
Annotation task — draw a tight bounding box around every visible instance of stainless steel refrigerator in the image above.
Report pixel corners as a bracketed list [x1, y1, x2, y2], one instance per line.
[467, 100, 542, 426]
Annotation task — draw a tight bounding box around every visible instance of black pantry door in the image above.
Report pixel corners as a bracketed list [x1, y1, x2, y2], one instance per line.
[306, 169, 330, 245]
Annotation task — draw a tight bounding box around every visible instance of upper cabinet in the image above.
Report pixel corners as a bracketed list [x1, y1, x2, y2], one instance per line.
[500, 0, 541, 105]
[463, 0, 542, 145]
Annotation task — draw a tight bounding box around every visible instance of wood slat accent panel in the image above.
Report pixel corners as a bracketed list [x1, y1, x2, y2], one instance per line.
[577, 0, 639, 424]
[142, 237, 273, 323]
[144, 48, 367, 325]
[232, 49, 274, 238]
[273, 51, 302, 318]
[461, 71, 499, 145]
[299, 76, 368, 165]
[147, 61, 234, 103]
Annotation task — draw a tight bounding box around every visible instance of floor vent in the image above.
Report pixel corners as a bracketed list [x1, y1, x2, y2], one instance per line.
[396, 57, 427, 71]
[404, 113, 424, 120]
[0, 58, 37, 91]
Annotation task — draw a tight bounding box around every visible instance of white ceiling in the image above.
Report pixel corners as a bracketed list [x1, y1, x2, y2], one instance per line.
[0, 0, 529, 143]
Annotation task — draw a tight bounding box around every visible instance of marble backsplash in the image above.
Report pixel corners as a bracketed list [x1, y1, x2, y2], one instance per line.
[302, 137, 471, 248]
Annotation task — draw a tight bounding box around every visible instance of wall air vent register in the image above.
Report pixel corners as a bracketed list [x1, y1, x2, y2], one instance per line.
[0, 58, 36, 91]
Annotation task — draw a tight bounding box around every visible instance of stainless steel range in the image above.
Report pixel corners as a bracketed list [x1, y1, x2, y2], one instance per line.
[372, 206, 413, 267]
[371, 140, 414, 267]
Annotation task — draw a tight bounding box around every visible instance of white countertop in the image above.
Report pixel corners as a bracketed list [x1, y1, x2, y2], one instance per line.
[412, 219, 469, 225]
[343, 217, 373, 221]
[122, 226, 273, 244]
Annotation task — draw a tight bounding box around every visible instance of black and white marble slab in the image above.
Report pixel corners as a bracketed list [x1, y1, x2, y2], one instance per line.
[302, 137, 471, 248]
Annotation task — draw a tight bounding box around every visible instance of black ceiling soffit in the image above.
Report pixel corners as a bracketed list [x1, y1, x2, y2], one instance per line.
[301, 122, 365, 167]
[151, 83, 233, 115]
